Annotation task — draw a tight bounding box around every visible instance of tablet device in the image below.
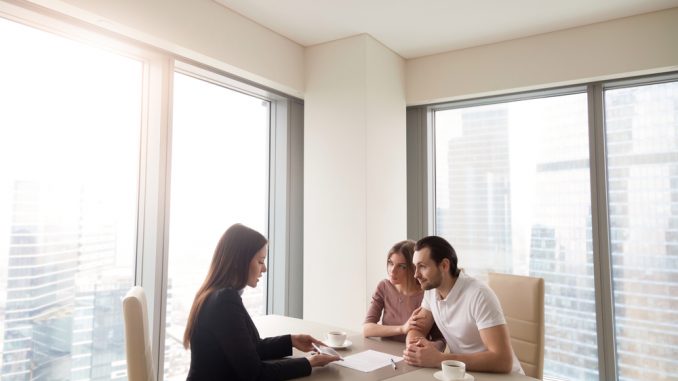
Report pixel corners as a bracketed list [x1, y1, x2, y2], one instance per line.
[312, 343, 344, 360]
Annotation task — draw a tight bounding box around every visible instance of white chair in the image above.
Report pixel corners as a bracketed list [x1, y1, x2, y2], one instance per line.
[123, 286, 156, 381]
[488, 272, 545, 380]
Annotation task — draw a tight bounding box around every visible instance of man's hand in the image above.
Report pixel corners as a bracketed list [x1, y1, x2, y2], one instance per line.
[291, 334, 323, 352]
[400, 306, 423, 334]
[404, 307, 434, 344]
[402, 337, 443, 368]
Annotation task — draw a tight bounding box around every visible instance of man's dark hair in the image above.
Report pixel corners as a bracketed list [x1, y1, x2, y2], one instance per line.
[415, 236, 460, 277]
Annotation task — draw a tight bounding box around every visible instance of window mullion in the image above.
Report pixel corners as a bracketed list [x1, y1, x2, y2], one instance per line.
[405, 106, 432, 239]
[137, 56, 174, 381]
[268, 99, 284, 316]
[587, 83, 618, 381]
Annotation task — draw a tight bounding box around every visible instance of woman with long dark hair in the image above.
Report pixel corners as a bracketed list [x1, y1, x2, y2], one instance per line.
[184, 223, 338, 380]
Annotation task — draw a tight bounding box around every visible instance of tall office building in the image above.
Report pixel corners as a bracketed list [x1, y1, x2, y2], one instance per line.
[435, 97, 600, 380]
[70, 274, 128, 380]
[528, 218, 598, 380]
[603, 86, 678, 379]
[436, 108, 512, 274]
[1, 181, 79, 380]
[1, 181, 127, 381]
[525, 96, 598, 380]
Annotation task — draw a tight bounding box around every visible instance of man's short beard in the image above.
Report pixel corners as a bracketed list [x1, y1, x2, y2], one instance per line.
[422, 277, 441, 290]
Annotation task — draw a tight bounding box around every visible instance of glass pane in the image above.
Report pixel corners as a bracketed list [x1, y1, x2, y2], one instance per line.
[434, 93, 598, 380]
[604, 81, 678, 381]
[164, 72, 270, 380]
[0, 17, 140, 380]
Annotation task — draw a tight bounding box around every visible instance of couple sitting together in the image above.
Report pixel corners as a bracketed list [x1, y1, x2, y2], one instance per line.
[183, 224, 522, 381]
[364, 237, 523, 374]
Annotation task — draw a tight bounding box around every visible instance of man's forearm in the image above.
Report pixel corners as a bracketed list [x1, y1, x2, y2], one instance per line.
[405, 328, 426, 343]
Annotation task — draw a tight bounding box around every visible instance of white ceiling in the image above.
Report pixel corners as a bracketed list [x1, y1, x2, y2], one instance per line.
[214, 0, 678, 59]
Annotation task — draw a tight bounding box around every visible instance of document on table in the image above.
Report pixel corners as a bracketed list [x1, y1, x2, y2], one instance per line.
[333, 350, 403, 372]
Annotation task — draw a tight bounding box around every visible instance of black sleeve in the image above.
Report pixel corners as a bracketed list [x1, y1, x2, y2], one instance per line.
[209, 296, 312, 381]
[257, 334, 295, 360]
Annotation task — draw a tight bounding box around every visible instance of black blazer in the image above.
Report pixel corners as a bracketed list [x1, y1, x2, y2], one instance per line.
[186, 288, 311, 381]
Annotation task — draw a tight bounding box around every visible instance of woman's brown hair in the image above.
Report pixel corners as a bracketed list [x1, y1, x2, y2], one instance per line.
[183, 223, 267, 349]
[387, 239, 419, 287]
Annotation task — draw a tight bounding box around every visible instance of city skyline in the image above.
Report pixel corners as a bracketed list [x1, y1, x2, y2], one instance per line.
[1, 180, 131, 380]
[433, 84, 678, 380]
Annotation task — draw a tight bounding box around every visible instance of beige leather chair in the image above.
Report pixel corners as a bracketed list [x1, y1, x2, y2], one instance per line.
[488, 272, 545, 379]
[123, 286, 156, 381]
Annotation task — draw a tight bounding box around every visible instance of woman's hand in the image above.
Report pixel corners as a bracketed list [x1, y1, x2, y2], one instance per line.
[400, 306, 423, 334]
[307, 352, 341, 367]
[291, 334, 323, 352]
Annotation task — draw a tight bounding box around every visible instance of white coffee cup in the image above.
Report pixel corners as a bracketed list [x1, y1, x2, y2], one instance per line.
[441, 360, 466, 380]
[326, 331, 347, 347]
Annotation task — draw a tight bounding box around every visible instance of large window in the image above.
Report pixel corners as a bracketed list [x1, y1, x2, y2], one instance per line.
[425, 77, 678, 381]
[604, 81, 678, 380]
[163, 72, 270, 380]
[0, 16, 140, 380]
[0, 5, 301, 381]
[434, 93, 598, 379]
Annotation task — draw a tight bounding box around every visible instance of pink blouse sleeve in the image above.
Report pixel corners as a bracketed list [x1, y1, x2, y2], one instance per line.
[364, 280, 386, 324]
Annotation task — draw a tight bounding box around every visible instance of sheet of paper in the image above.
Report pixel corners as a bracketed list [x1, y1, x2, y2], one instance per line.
[333, 349, 403, 372]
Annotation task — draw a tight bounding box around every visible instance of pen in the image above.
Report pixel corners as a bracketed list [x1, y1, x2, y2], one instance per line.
[390, 358, 397, 370]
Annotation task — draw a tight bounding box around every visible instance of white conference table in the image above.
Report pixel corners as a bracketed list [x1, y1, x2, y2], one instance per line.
[253, 315, 538, 381]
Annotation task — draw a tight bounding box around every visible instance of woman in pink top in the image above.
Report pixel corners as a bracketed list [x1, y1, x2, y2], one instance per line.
[363, 240, 423, 342]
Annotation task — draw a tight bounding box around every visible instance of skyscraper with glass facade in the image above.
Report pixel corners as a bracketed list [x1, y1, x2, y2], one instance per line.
[1, 181, 126, 380]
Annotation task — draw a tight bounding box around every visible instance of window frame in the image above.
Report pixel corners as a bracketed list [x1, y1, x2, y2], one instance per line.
[407, 71, 678, 381]
[0, 3, 304, 380]
[158, 61, 304, 376]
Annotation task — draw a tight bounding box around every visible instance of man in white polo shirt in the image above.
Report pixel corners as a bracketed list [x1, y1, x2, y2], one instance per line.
[402, 236, 523, 374]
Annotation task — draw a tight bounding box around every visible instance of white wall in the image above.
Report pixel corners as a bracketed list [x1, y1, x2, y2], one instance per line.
[28, 0, 305, 97]
[364, 37, 408, 307]
[304, 35, 406, 330]
[406, 7, 678, 105]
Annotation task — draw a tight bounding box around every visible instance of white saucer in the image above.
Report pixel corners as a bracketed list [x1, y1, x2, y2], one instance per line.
[326, 339, 352, 349]
[433, 371, 474, 381]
